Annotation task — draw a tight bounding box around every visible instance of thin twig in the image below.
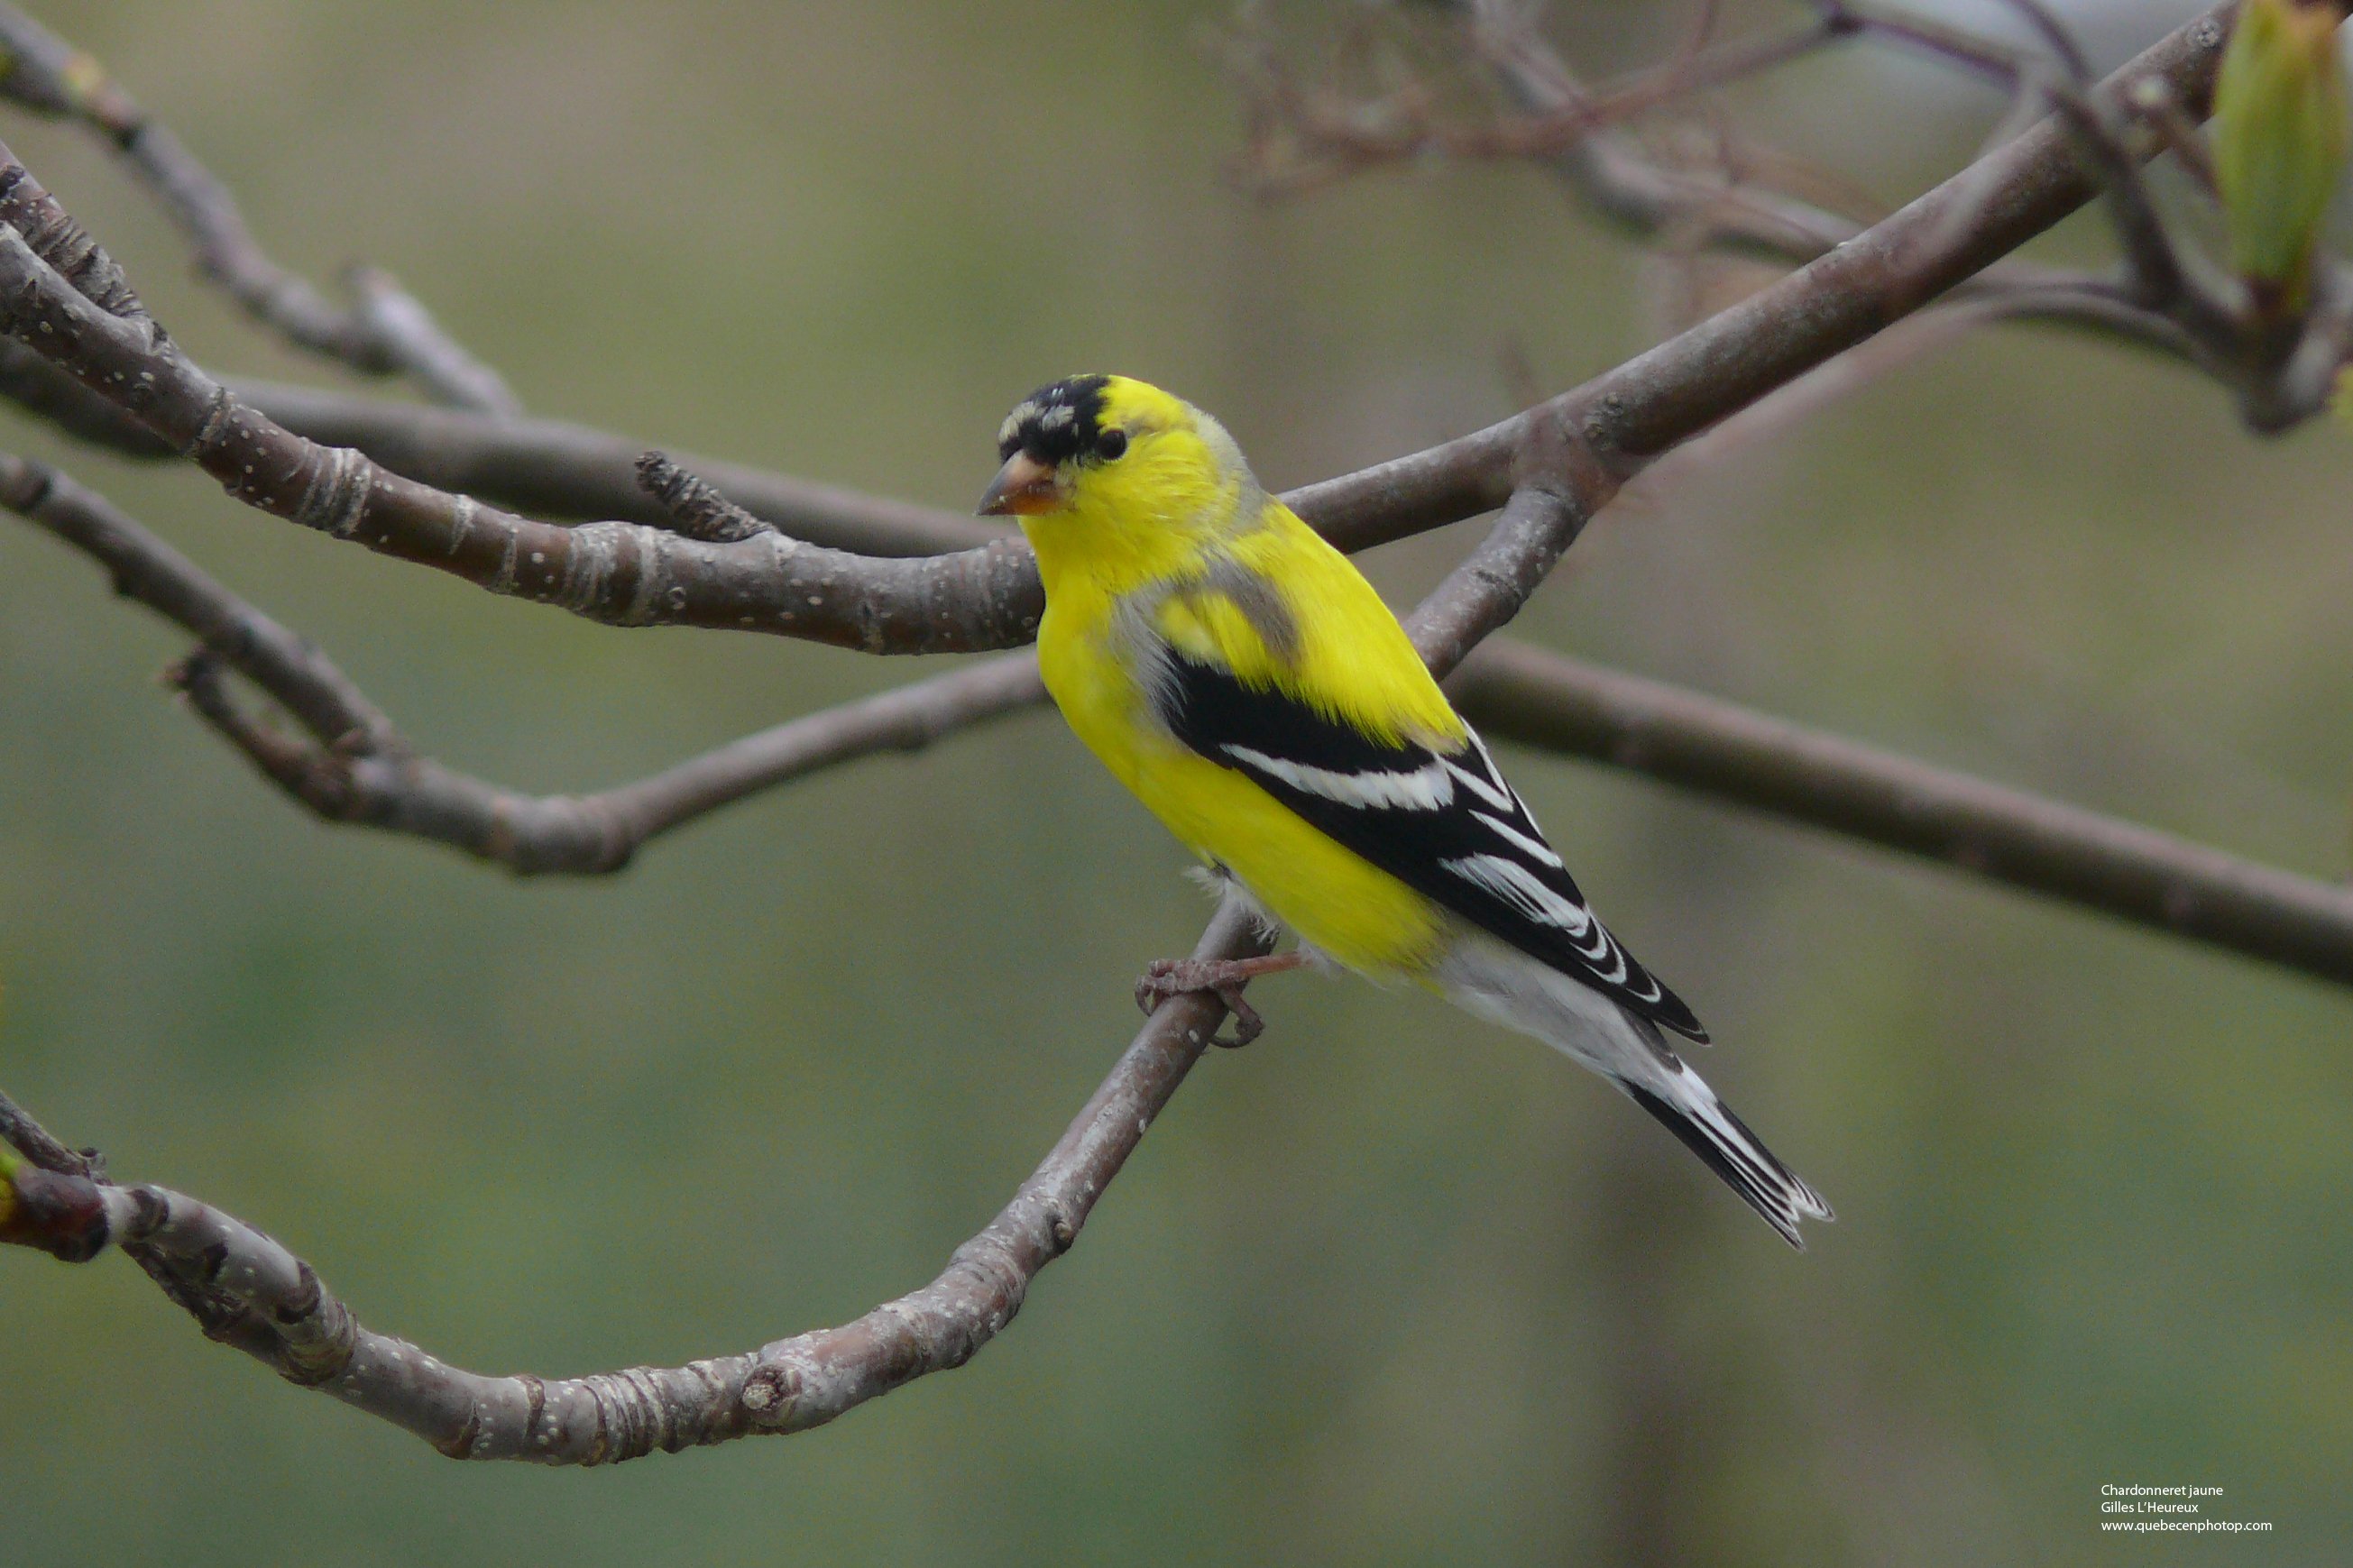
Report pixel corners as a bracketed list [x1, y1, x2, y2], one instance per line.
[1462, 0, 2201, 364]
[1233, 0, 1868, 228]
[635, 451, 778, 544]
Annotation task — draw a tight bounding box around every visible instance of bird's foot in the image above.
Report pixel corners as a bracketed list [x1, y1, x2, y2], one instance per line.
[1133, 951, 1308, 1049]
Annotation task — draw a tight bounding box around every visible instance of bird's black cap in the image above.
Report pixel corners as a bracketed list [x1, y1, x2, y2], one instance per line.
[998, 374, 1113, 464]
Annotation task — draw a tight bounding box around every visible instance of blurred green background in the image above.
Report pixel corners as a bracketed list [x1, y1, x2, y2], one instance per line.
[2, 2, 2347, 1563]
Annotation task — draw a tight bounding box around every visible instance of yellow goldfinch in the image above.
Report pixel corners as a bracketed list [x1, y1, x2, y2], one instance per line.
[982, 374, 1831, 1246]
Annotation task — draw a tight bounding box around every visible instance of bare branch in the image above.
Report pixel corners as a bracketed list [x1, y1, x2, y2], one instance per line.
[0, 452, 391, 743]
[1287, 7, 2240, 549]
[1453, 0, 2211, 365]
[1227, 2, 1858, 196]
[0, 12, 2240, 673]
[0, 3, 519, 411]
[170, 646, 1043, 874]
[231, 380, 1005, 557]
[0, 451, 1041, 872]
[0, 903, 1264, 1460]
[0, 344, 1013, 559]
[1450, 641, 2353, 990]
[0, 202, 1046, 654]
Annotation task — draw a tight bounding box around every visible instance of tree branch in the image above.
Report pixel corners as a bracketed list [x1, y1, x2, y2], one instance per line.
[236, 380, 1006, 557]
[1450, 640, 2353, 989]
[0, 3, 519, 412]
[0, 903, 1254, 1458]
[1255, 0, 2196, 366]
[0, 450, 1042, 872]
[0, 202, 1048, 652]
[1287, 9, 2237, 545]
[0, 346, 1017, 559]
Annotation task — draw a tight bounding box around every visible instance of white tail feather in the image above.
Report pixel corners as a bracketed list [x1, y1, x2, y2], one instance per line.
[1617, 1064, 1833, 1249]
[1436, 931, 1832, 1247]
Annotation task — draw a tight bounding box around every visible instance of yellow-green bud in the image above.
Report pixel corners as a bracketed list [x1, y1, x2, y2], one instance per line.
[2213, 0, 2350, 306]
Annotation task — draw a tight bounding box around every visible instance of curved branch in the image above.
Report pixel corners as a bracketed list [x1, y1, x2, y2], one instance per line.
[0, 451, 1041, 873]
[169, 646, 1044, 875]
[1463, 0, 1868, 261]
[0, 3, 518, 412]
[1450, 640, 2353, 989]
[0, 904, 1260, 1458]
[0, 206, 1046, 655]
[238, 379, 1006, 557]
[0, 344, 1011, 556]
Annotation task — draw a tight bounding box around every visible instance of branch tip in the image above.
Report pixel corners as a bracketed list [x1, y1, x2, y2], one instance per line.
[634, 451, 777, 545]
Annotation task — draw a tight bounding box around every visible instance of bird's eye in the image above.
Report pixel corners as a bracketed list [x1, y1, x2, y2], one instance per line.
[1096, 427, 1128, 461]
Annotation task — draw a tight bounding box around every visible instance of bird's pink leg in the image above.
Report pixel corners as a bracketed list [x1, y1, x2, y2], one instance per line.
[1133, 950, 1310, 1048]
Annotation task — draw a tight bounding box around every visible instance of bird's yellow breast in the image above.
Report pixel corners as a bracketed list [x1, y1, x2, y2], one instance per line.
[1030, 506, 1455, 979]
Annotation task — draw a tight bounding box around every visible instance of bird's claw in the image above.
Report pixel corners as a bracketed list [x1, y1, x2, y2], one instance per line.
[1134, 958, 1266, 1049]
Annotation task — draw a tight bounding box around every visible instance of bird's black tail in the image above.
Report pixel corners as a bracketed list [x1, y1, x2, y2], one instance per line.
[1621, 1071, 1833, 1248]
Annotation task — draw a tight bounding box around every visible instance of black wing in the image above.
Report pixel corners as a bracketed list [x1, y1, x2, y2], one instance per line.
[1160, 654, 1707, 1041]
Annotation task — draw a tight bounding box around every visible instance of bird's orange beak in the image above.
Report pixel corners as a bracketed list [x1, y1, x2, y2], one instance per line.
[978, 451, 1067, 516]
